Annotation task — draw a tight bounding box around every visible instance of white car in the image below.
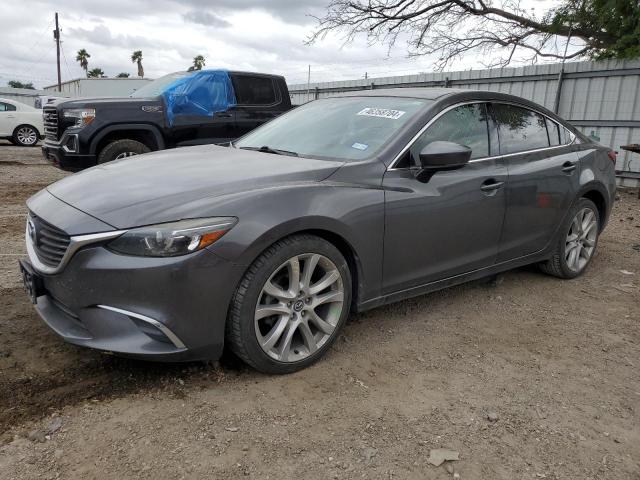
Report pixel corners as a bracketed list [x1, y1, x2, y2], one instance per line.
[0, 98, 44, 147]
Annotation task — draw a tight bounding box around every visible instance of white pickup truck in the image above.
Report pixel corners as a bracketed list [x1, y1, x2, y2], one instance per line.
[0, 98, 44, 146]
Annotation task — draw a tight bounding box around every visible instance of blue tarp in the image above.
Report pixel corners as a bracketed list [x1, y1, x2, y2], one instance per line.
[162, 70, 236, 126]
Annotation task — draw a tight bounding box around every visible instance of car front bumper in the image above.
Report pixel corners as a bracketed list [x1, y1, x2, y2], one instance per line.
[23, 192, 246, 362]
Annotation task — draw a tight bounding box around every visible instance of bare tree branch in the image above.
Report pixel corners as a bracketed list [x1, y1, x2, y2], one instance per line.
[306, 0, 608, 70]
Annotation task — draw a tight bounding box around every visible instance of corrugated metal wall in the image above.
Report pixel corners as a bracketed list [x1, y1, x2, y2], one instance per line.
[43, 78, 152, 97]
[289, 59, 640, 175]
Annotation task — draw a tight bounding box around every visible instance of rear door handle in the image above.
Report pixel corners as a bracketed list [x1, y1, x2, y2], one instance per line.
[215, 112, 233, 118]
[480, 180, 505, 192]
[561, 161, 577, 173]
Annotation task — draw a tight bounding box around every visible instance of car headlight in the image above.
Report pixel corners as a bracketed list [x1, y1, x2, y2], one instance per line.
[107, 217, 237, 257]
[62, 108, 96, 127]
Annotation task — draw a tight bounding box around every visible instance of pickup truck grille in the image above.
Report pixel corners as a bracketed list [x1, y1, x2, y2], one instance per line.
[43, 107, 59, 141]
[28, 213, 70, 268]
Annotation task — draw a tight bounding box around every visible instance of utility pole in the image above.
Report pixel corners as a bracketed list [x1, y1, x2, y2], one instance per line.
[553, 25, 572, 114]
[306, 65, 311, 103]
[54, 12, 61, 92]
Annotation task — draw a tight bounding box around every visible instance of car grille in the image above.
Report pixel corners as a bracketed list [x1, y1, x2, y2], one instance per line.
[43, 107, 59, 141]
[28, 213, 70, 268]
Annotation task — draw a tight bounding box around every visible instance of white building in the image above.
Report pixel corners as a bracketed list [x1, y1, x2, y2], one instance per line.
[0, 86, 67, 107]
[43, 77, 152, 98]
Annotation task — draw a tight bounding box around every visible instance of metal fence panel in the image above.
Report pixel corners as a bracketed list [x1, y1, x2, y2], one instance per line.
[289, 59, 640, 176]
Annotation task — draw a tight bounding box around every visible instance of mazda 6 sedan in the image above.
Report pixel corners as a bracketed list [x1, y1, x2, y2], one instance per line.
[20, 88, 616, 374]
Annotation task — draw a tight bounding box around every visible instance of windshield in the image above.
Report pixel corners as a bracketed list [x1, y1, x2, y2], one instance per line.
[235, 97, 427, 161]
[130, 71, 190, 98]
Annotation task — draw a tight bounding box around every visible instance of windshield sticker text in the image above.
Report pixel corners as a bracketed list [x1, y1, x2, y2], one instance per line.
[351, 143, 369, 150]
[357, 108, 406, 120]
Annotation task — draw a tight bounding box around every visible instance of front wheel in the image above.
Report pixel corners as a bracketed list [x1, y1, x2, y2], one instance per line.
[539, 198, 600, 279]
[13, 125, 39, 147]
[97, 139, 150, 164]
[226, 235, 352, 374]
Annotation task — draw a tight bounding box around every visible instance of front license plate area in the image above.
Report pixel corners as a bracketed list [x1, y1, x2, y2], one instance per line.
[18, 260, 45, 304]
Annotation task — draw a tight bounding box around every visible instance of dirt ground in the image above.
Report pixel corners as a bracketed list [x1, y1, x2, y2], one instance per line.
[0, 140, 638, 479]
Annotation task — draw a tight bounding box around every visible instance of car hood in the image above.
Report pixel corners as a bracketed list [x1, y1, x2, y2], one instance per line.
[47, 145, 344, 229]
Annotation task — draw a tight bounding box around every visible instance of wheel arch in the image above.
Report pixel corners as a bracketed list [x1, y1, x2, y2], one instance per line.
[90, 124, 165, 155]
[12, 123, 42, 138]
[578, 183, 609, 232]
[227, 220, 367, 313]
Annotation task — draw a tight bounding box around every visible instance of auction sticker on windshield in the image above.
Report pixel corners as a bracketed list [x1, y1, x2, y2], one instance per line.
[357, 108, 406, 120]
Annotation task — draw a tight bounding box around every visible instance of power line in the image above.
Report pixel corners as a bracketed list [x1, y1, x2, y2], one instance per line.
[60, 42, 74, 82]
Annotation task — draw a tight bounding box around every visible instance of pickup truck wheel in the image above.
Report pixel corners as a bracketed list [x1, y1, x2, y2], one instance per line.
[98, 139, 150, 164]
[13, 125, 39, 147]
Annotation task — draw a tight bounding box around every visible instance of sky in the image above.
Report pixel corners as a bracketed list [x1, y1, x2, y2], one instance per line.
[0, 0, 572, 89]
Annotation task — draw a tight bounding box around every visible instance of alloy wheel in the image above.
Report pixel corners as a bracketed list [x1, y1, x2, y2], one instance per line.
[565, 207, 598, 272]
[114, 151, 138, 159]
[17, 127, 37, 145]
[254, 253, 344, 362]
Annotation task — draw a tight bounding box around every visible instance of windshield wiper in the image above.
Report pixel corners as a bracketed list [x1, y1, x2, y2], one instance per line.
[239, 145, 299, 157]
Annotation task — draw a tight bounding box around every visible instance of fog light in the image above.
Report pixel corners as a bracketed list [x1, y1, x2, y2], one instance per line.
[63, 134, 78, 153]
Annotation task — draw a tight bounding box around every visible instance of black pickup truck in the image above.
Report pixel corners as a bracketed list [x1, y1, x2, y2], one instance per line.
[42, 70, 292, 171]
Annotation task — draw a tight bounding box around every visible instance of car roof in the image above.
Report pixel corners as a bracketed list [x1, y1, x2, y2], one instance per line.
[336, 87, 468, 100]
[335, 87, 567, 121]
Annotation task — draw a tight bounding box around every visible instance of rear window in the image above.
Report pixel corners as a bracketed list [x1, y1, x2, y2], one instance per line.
[493, 104, 550, 154]
[232, 75, 277, 105]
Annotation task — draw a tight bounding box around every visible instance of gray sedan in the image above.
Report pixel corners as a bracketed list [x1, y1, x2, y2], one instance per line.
[20, 88, 616, 373]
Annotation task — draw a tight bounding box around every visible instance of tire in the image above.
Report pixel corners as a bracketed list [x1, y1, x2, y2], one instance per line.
[226, 234, 352, 374]
[539, 198, 600, 279]
[97, 139, 150, 164]
[13, 125, 39, 147]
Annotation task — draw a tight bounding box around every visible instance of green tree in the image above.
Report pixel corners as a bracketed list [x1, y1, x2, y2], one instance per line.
[131, 50, 144, 78]
[116, 72, 130, 78]
[309, 0, 640, 69]
[76, 49, 91, 77]
[87, 67, 105, 78]
[7, 80, 35, 89]
[188, 55, 206, 71]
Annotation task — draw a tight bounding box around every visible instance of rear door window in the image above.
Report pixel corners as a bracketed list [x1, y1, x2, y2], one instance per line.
[546, 118, 561, 146]
[410, 103, 490, 163]
[493, 104, 550, 155]
[232, 75, 277, 105]
[0, 102, 16, 112]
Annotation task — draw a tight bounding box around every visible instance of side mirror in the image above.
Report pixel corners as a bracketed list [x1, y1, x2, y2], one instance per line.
[418, 141, 472, 170]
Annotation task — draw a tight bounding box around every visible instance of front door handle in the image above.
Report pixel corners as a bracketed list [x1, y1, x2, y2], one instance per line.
[480, 180, 505, 192]
[561, 161, 577, 173]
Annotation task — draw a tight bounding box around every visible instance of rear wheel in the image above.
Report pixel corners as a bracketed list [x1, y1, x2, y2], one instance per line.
[226, 234, 352, 374]
[539, 198, 600, 279]
[13, 125, 39, 147]
[97, 139, 150, 164]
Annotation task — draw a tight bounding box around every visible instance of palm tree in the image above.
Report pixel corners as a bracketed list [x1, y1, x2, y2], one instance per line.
[87, 67, 105, 78]
[76, 49, 90, 77]
[189, 55, 206, 71]
[131, 50, 144, 78]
